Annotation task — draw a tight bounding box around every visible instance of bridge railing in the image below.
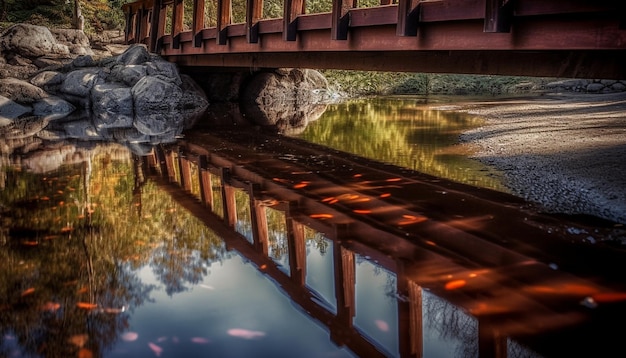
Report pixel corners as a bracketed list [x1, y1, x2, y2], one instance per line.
[121, 0, 626, 78]
[121, 0, 531, 52]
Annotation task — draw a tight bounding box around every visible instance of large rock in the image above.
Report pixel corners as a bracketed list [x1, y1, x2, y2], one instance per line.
[0, 24, 70, 58]
[50, 28, 94, 56]
[131, 75, 184, 136]
[0, 95, 31, 125]
[240, 68, 329, 131]
[91, 84, 134, 129]
[0, 77, 48, 104]
[33, 96, 75, 120]
[60, 68, 102, 97]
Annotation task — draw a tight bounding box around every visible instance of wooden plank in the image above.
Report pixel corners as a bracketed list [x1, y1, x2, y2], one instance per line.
[484, 0, 513, 33]
[125, 8, 135, 44]
[284, 0, 305, 41]
[331, 0, 355, 40]
[350, 5, 396, 27]
[217, 0, 232, 44]
[172, 0, 184, 48]
[246, 0, 263, 43]
[139, 7, 150, 44]
[396, 0, 419, 36]
[149, 0, 163, 51]
[193, 0, 206, 47]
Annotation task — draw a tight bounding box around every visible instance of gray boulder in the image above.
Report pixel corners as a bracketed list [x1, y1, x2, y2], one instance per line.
[131, 76, 183, 136]
[0, 95, 31, 125]
[33, 96, 75, 120]
[241, 68, 329, 131]
[0, 24, 70, 58]
[60, 68, 102, 97]
[91, 84, 134, 129]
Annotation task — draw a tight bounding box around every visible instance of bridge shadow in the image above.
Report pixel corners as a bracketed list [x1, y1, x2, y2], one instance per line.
[145, 130, 626, 358]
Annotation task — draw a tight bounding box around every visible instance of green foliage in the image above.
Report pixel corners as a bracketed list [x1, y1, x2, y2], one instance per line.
[0, 0, 132, 31]
[321, 70, 553, 97]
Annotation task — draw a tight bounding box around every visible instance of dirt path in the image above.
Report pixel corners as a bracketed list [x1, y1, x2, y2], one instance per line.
[454, 92, 626, 225]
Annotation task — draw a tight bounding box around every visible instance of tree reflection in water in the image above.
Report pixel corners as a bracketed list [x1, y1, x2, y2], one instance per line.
[0, 142, 227, 357]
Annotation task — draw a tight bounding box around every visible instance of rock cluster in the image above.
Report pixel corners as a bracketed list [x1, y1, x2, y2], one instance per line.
[545, 79, 626, 93]
[0, 24, 209, 155]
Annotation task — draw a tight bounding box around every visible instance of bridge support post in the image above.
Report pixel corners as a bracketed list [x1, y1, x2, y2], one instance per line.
[484, 0, 514, 33]
[217, 0, 232, 45]
[172, 0, 185, 48]
[149, 0, 165, 52]
[397, 0, 420, 36]
[193, 0, 205, 47]
[331, 0, 355, 40]
[124, 6, 135, 44]
[284, 0, 305, 41]
[246, 0, 263, 43]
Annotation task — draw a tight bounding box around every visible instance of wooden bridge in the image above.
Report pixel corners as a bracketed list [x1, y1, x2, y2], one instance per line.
[122, 0, 626, 78]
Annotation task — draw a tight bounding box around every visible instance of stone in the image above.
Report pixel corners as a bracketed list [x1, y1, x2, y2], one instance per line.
[30, 71, 66, 88]
[33, 96, 75, 120]
[50, 28, 94, 56]
[179, 74, 209, 129]
[240, 68, 329, 131]
[131, 76, 183, 136]
[145, 60, 181, 85]
[116, 44, 150, 65]
[60, 68, 102, 97]
[109, 64, 147, 87]
[586, 83, 605, 93]
[0, 78, 48, 104]
[91, 84, 134, 129]
[0, 95, 31, 125]
[0, 24, 70, 58]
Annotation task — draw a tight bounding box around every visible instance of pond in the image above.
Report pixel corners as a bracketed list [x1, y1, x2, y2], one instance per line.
[1, 97, 625, 358]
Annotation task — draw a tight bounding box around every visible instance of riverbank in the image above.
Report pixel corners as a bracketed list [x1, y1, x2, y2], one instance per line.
[455, 92, 626, 225]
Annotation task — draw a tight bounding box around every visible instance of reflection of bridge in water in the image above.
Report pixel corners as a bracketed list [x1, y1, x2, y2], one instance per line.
[144, 130, 626, 358]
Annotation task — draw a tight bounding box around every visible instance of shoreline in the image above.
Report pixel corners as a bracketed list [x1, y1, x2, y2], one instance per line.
[453, 92, 626, 225]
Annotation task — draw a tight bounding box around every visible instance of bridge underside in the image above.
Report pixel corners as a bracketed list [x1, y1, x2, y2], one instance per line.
[171, 50, 626, 79]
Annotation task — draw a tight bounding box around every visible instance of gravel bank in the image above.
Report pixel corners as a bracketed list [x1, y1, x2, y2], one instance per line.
[456, 92, 626, 224]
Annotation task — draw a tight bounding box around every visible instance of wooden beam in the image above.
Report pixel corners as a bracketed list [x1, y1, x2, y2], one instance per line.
[284, 0, 305, 41]
[331, 0, 355, 40]
[125, 8, 135, 44]
[246, 0, 263, 43]
[397, 0, 420, 36]
[193, 0, 206, 47]
[484, 0, 514, 33]
[217, 0, 232, 45]
[149, 0, 164, 51]
[139, 7, 150, 44]
[172, 0, 184, 48]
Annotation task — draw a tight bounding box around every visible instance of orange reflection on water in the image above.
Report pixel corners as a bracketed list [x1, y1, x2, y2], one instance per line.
[591, 292, 626, 303]
[310, 213, 334, 219]
[397, 214, 428, 226]
[445, 279, 467, 290]
[524, 283, 598, 297]
[293, 181, 310, 189]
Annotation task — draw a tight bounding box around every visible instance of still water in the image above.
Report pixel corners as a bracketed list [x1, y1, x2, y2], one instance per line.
[1, 98, 624, 358]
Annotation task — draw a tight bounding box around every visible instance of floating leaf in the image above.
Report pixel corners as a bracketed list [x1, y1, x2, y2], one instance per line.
[78, 348, 93, 358]
[227, 328, 266, 340]
[121, 332, 138, 342]
[77, 302, 98, 310]
[148, 342, 163, 356]
[68, 334, 88, 348]
[309, 213, 333, 219]
[445, 280, 466, 290]
[21, 288, 35, 297]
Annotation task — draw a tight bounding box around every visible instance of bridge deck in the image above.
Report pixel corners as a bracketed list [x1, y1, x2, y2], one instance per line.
[123, 0, 626, 78]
